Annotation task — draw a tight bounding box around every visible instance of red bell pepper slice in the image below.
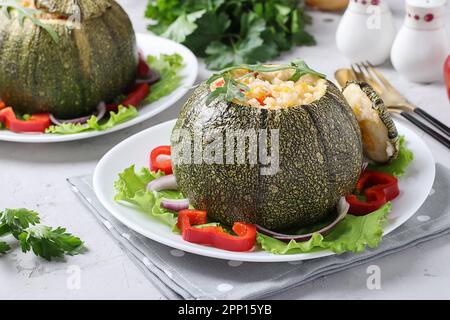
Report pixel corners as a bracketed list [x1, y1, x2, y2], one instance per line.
[150, 145, 172, 175]
[0, 107, 50, 133]
[137, 52, 151, 78]
[123, 83, 150, 107]
[346, 170, 400, 216]
[256, 97, 265, 106]
[106, 52, 152, 112]
[0, 101, 5, 110]
[106, 83, 150, 112]
[177, 210, 256, 252]
[255, 93, 272, 106]
[355, 170, 400, 201]
[346, 190, 386, 216]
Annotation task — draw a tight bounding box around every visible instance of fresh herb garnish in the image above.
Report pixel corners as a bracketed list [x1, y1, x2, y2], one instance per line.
[0, 208, 84, 260]
[145, 0, 315, 70]
[45, 105, 139, 135]
[206, 59, 326, 105]
[206, 74, 249, 106]
[0, 0, 59, 42]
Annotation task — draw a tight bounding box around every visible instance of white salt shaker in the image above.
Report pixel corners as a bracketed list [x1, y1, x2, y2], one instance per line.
[336, 0, 396, 65]
[391, 0, 450, 83]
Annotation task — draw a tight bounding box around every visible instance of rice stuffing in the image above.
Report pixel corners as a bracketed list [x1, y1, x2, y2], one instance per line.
[210, 67, 328, 108]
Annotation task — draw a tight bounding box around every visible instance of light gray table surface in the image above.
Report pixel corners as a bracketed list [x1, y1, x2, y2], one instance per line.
[1, 1, 450, 300]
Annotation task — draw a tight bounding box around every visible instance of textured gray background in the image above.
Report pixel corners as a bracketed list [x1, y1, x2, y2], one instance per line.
[0, 0, 449, 299]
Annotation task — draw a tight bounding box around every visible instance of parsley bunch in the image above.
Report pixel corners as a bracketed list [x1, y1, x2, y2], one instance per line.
[0, 208, 84, 261]
[145, 0, 315, 70]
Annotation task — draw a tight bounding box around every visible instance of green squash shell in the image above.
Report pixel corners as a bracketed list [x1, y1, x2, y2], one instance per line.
[34, 0, 111, 19]
[171, 80, 363, 231]
[0, 0, 137, 118]
[343, 81, 399, 163]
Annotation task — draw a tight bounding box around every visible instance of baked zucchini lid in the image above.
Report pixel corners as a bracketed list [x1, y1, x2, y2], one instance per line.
[343, 81, 399, 163]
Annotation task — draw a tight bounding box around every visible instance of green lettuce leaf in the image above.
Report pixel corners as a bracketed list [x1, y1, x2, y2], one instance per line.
[114, 165, 183, 228]
[257, 203, 391, 255]
[87, 106, 139, 131]
[45, 106, 138, 135]
[145, 53, 185, 103]
[45, 122, 92, 135]
[368, 136, 414, 177]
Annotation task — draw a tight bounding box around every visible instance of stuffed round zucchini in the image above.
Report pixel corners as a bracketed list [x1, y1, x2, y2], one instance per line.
[0, 0, 137, 118]
[171, 61, 363, 230]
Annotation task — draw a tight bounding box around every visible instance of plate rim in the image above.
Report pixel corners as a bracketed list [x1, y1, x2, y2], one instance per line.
[0, 33, 198, 143]
[93, 119, 436, 263]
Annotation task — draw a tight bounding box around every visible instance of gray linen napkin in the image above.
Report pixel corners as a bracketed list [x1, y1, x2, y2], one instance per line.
[67, 163, 450, 300]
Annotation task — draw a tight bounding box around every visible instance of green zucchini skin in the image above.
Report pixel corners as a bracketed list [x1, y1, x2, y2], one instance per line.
[0, 0, 137, 118]
[171, 81, 363, 231]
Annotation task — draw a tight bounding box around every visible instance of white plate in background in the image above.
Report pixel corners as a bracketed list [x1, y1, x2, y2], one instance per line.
[0, 33, 198, 143]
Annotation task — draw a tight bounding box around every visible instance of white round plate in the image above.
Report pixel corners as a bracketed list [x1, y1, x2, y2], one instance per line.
[93, 120, 435, 262]
[0, 33, 198, 143]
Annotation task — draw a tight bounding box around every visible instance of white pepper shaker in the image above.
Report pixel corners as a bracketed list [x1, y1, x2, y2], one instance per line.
[391, 0, 450, 83]
[336, 0, 396, 65]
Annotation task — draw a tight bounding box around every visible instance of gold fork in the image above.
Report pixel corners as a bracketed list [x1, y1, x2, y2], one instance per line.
[335, 63, 450, 149]
[353, 62, 450, 138]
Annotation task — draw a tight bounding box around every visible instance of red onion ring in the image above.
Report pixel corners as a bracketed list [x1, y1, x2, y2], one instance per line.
[136, 69, 161, 85]
[160, 198, 189, 212]
[361, 157, 370, 171]
[50, 102, 106, 125]
[156, 154, 171, 162]
[257, 197, 350, 242]
[147, 174, 178, 192]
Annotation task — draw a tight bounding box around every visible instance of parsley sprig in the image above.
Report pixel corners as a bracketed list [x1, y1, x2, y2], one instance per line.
[0, 0, 59, 42]
[145, 0, 315, 70]
[0, 208, 84, 260]
[206, 59, 326, 105]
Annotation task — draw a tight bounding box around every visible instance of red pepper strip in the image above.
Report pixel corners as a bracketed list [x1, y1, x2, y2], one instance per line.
[256, 97, 265, 106]
[177, 210, 257, 252]
[0, 107, 50, 133]
[150, 145, 172, 175]
[137, 52, 151, 78]
[346, 191, 386, 216]
[0, 101, 5, 110]
[355, 170, 400, 201]
[106, 52, 152, 112]
[256, 93, 272, 106]
[106, 83, 150, 112]
[123, 83, 150, 107]
[215, 79, 225, 88]
[105, 102, 119, 112]
[346, 170, 400, 216]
